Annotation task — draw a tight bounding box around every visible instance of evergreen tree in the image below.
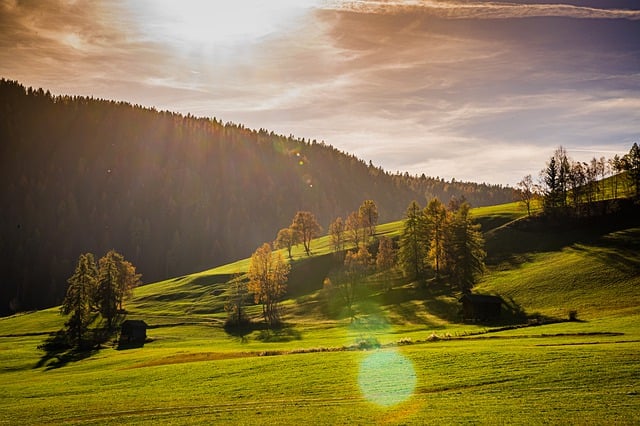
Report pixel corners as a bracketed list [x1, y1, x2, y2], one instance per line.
[398, 201, 427, 280]
[97, 250, 123, 330]
[445, 203, 486, 293]
[424, 198, 448, 278]
[61, 253, 97, 346]
[623, 142, 640, 198]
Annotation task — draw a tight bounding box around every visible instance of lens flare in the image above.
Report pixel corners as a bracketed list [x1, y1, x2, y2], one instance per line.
[358, 349, 417, 407]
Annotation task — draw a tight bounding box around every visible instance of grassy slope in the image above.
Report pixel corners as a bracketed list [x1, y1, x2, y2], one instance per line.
[1, 200, 639, 424]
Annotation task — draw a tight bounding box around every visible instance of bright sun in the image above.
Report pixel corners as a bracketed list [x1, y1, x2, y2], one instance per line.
[129, 0, 321, 47]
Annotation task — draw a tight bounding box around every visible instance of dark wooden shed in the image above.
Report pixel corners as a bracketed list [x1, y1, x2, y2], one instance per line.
[459, 294, 503, 322]
[120, 320, 147, 343]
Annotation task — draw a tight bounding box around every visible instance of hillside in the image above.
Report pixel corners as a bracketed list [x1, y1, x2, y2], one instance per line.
[0, 79, 514, 315]
[0, 202, 639, 424]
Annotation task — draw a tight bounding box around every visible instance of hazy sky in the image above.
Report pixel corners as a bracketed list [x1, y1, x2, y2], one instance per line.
[1, 0, 639, 185]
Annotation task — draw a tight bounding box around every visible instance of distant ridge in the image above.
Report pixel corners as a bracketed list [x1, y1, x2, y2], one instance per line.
[0, 79, 514, 314]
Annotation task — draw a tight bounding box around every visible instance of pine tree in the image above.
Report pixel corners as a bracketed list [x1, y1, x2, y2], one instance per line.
[61, 253, 97, 346]
[445, 203, 486, 293]
[398, 201, 427, 280]
[424, 198, 448, 278]
[97, 250, 123, 330]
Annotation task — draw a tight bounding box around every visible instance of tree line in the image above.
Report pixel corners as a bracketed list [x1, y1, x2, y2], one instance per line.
[517, 143, 640, 216]
[0, 78, 514, 315]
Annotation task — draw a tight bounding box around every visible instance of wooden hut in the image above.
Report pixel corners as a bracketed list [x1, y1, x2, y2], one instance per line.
[120, 320, 147, 344]
[459, 294, 502, 322]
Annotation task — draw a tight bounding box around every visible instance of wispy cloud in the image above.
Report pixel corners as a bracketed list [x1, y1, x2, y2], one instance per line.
[322, 0, 640, 20]
[1, 0, 638, 185]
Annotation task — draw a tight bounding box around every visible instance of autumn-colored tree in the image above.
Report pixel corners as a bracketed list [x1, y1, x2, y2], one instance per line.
[247, 243, 290, 327]
[275, 227, 299, 259]
[345, 211, 365, 249]
[61, 253, 98, 346]
[398, 201, 427, 280]
[444, 203, 486, 293]
[328, 217, 345, 253]
[376, 236, 396, 291]
[346, 211, 364, 248]
[336, 246, 372, 322]
[291, 211, 322, 256]
[117, 259, 141, 311]
[358, 200, 379, 238]
[424, 198, 448, 278]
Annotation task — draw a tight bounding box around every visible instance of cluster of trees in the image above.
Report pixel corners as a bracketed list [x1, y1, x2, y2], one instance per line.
[518, 143, 640, 216]
[228, 198, 485, 326]
[397, 199, 485, 293]
[61, 250, 141, 346]
[0, 79, 514, 315]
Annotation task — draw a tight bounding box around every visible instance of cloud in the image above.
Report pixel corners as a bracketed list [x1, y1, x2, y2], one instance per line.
[1, 1, 638, 185]
[322, 0, 640, 20]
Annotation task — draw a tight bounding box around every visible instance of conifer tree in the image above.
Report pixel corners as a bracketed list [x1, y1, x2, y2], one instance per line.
[624, 142, 640, 198]
[97, 250, 123, 330]
[445, 203, 486, 293]
[424, 198, 448, 278]
[61, 253, 97, 346]
[398, 201, 427, 280]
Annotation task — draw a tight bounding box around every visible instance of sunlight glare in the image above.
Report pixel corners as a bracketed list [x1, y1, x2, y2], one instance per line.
[359, 349, 417, 407]
[130, 0, 321, 47]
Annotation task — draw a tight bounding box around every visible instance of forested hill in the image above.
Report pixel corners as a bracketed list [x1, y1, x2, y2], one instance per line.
[0, 79, 514, 315]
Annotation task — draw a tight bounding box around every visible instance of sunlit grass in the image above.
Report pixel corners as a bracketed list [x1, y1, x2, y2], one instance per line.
[1, 200, 639, 424]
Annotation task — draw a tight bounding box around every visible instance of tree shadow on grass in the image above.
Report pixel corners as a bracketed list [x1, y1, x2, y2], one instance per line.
[255, 324, 302, 343]
[35, 328, 114, 370]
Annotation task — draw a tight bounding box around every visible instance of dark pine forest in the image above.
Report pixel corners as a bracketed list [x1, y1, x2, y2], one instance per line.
[0, 79, 514, 315]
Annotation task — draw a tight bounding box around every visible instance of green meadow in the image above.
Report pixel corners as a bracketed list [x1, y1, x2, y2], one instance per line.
[1, 202, 639, 425]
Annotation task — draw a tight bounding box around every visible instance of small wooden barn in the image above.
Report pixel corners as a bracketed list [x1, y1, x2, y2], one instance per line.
[120, 320, 147, 344]
[459, 294, 503, 322]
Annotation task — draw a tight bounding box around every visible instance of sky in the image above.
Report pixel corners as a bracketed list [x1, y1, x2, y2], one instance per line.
[1, 0, 639, 186]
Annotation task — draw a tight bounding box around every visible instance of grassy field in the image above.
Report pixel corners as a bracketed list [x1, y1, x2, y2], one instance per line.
[1, 201, 639, 424]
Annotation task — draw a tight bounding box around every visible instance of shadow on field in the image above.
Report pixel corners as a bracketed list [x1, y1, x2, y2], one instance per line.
[256, 326, 302, 343]
[35, 327, 114, 370]
[485, 201, 640, 267]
